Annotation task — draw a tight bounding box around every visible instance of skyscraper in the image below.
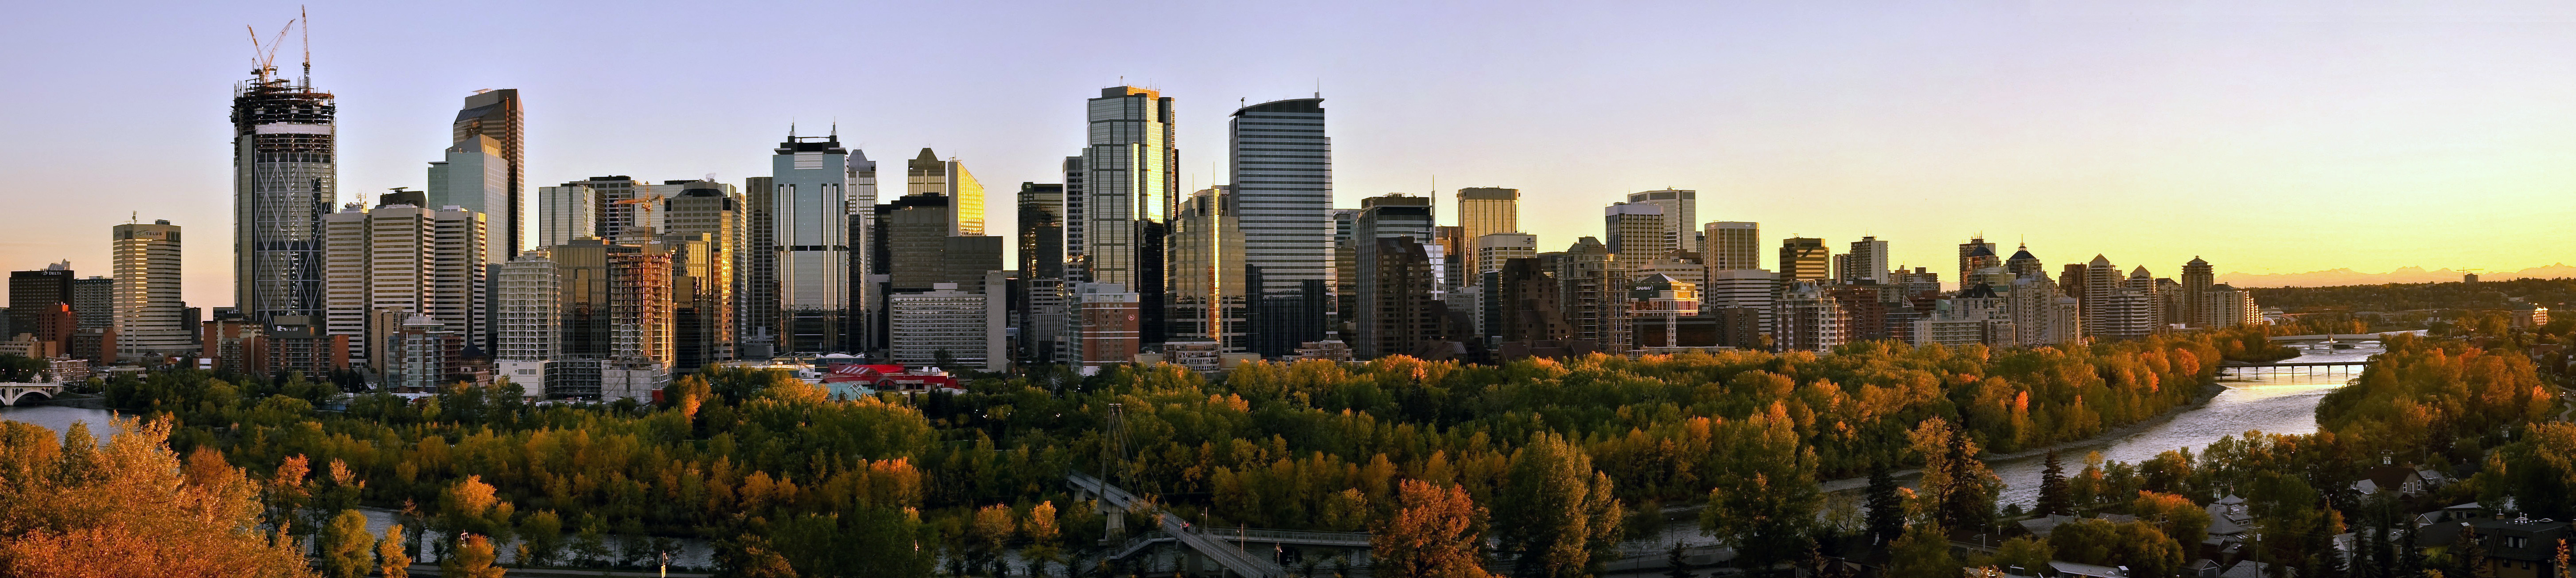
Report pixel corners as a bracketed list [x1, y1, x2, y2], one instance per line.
[1624, 189, 1697, 253]
[451, 89, 524, 259]
[320, 203, 487, 375]
[1604, 203, 1671, 264]
[562, 176, 650, 240]
[112, 220, 191, 362]
[741, 176, 776, 357]
[1072, 86, 1178, 345]
[1703, 222, 1760, 271]
[2005, 244, 2043, 278]
[1837, 236, 1889, 284]
[906, 148, 985, 235]
[2182, 257, 2214, 328]
[1230, 98, 1331, 357]
[233, 62, 336, 324]
[536, 185, 595, 249]
[844, 151, 878, 355]
[1353, 195, 1437, 356]
[1167, 187, 1246, 351]
[1455, 187, 1518, 251]
[769, 131, 857, 354]
[662, 182, 742, 367]
[1017, 182, 1067, 364]
[1958, 236, 1999, 285]
[8, 263, 73, 341]
[1777, 238, 1829, 285]
[2080, 255, 2117, 337]
[426, 135, 510, 264]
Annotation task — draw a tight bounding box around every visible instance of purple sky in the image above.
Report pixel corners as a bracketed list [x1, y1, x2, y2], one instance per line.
[7, 0, 2576, 306]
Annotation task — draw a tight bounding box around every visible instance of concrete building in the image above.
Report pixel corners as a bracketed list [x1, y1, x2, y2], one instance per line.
[1772, 281, 1844, 353]
[2007, 275, 2081, 347]
[558, 176, 653, 241]
[1958, 237, 2000, 285]
[491, 252, 557, 391]
[320, 203, 486, 377]
[1076, 283, 1141, 372]
[1703, 222, 1760, 272]
[1554, 238, 1630, 354]
[1913, 284, 2014, 348]
[888, 282, 997, 369]
[1624, 189, 1698, 253]
[1703, 269, 1775, 333]
[1455, 187, 1518, 251]
[8, 263, 74, 337]
[382, 313, 464, 392]
[1232, 98, 1333, 359]
[72, 277, 111, 332]
[1070, 86, 1179, 348]
[2005, 244, 2044, 279]
[112, 221, 192, 362]
[2182, 257, 2216, 328]
[1472, 233, 1539, 287]
[257, 315, 349, 378]
[1778, 238, 1830, 286]
[661, 183, 741, 365]
[233, 65, 336, 325]
[1168, 187, 1248, 351]
[2206, 284, 2262, 328]
[1488, 258, 1574, 351]
[769, 131, 860, 354]
[2080, 255, 2119, 338]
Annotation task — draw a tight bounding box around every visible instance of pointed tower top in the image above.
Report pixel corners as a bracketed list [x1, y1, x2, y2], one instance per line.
[2089, 254, 2112, 266]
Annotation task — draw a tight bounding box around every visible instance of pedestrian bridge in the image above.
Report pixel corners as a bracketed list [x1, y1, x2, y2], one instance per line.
[0, 383, 63, 406]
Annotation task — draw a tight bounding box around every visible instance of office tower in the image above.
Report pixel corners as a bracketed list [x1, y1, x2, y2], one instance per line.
[1228, 97, 1332, 358]
[1958, 236, 1999, 284]
[1836, 236, 1889, 284]
[258, 315, 350, 376]
[1553, 238, 1629, 354]
[2005, 244, 2043, 278]
[658, 232, 726, 371]
[426, 134, 511, 263]
[888, 280, 1006, 371]
[906, 148, 985, 235]
[1071, 86, 1178, 346]
[1703, 269, 1775, 341]
[1353, 236, 1443, 359]
[1075, 283, 1141, 371]
[1351, 195, 1436, 351]
[1455, 187, 1518, 246]
[448, 90, 523, 258]
[67, 277, 113, 362]
[2059, 263, 2086, 298]
[1472, 233, 1540, 285]
[741, 176, 777, 357]
[938, 237, 1005, 287]
[2128, 266, 2164, 331]
[233, 61, 336, 325]
[662, 183, 742, 366]
[560, 176, 650, 239]
[320, 204, 487, 375]
[1604, 203, 1671, 265]
[2205, 284, 2260, 327]
[536, 185, 596, 249]
[1772, 281, 1844, 352]
[1329, 207, 1362, 332]
[12, 263, 73, 335]
[1432, 226, 1465, 292]
[2182, 257, 2214, 328]
[878, 194, 956, 292]
[112, 220, 190, 361]
[1168, 187, 1247, 351]
[1777, 238, 1829, 285]
[844, 151, 879, 355]
[523, 238, 673, 399]
[1703, 222, 1760, 271]
[770, 131, 856, 354]
[1017, 183, 1066, 363]
[1624, 190, 1697, 253]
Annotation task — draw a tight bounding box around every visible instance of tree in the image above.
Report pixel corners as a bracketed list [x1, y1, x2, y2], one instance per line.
[1494, 433, 1625, 578]
[518, 510, 564, 567]
[0, 416, 316, 578]
[1864, 465, 1903, 545]
[2047, 518, 2184, 578]
[1971, 536, 2052, 575]
[1910, 418, 1999, 532]
[1883, 524, 1961, 578]
[1370, 480, 1490, 578]
[2035, 450, 2071, 516]
[1025, 502, 1063, 578]
[2451, 525, 2490, 578]
[1700, 405, 1822, 573]
[322, 509, 377, 578]
[442, 534, 506, 578]
[1663, 542, 1692, 578]
[378, 524, 410, 578]
[2129, 491, 2212, 546]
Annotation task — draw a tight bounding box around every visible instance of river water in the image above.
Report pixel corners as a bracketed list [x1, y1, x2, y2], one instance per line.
[0, 404, 124, 442]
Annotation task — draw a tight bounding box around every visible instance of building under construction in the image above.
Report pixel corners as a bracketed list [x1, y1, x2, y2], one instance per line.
[232, 18, 337, 325]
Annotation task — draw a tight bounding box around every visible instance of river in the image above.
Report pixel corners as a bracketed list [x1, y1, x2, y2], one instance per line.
[0, 403, 124, 442]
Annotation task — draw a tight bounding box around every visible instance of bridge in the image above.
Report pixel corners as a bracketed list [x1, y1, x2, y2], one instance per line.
[1070, 471, 1309, 578]
[2221, 359, 2372, 376]
[0, 383, 62, 406]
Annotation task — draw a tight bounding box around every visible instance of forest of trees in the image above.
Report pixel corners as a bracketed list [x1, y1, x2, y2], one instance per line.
[0, 325, 2334, 576]
[2251, 277, 2576, 314]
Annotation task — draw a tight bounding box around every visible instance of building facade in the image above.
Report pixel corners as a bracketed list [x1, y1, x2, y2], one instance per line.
[1231, 98, 1332, 359]
[112, 221, 192, 362]
[1071, 87, 1179, 348]
[233, 67, 336, 325]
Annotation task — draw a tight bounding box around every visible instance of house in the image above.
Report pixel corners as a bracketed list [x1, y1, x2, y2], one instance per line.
[2416, 515, 2571, 578]
[2218, 561, 2269, 578]
[2050, 560, 2128, 578]
[2350, 465, 2448, 497]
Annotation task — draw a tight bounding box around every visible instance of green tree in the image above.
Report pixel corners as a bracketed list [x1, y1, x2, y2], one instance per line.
[1700, 405, 1821, 573]
[2035, 450, 2071, 516]
[322, 509, 377, 578]
[518, 510, 564, 567]
[1864, 465, 1903, 546]
[1494, 433, 1625, 578]
[1884, 524, 1961, 578]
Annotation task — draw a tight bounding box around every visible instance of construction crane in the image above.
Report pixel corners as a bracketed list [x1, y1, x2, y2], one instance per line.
[245, 16, 296, 82]
[610, 194, 667, 238]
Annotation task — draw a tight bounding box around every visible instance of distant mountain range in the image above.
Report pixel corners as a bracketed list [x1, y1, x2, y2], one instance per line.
[2217, 264, 2576, 288]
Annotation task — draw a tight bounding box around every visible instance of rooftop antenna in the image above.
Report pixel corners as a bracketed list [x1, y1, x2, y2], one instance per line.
[829, 117, 837, 139]
[299, 6, 311, 88]
[1315, 78, 1321, 99]
[789, 120, 797, 139]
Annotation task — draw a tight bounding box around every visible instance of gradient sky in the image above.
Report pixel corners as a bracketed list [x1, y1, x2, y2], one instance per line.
[6, 0, 2575, 307]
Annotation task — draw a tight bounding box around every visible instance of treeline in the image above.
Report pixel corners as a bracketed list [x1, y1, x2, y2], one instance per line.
[2250, 277, 2576, 313]
[51, 326, 2285, 576]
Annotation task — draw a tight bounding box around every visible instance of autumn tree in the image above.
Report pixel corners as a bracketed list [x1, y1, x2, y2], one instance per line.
[443, 534, 505, 578]
[0, 416, 315, 578]
[1700, 402, 1821, 573]
[322, 509, 377, 578]
[1372, 480, 1491, 578]
[377, 524, 410, 578]
[1494, 433, 1625, 578]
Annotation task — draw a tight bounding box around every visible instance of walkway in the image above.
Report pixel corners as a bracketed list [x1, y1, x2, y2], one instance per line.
[1069, 472, 1289, 578]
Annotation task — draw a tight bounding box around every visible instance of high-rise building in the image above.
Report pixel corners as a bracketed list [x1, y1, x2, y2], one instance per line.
[536, 185, 596, 249]
[2182, 257, 2215, 328]
[1489, 258, 1573, 349]
[233, 63, 336, 325]
[844, 151, 879, 355]
[1075, 283, 1141, 371]
[1702, 222, 1760, 271]
[1912, 284, 2013, 348]
[1772, 281, 1844, 353]
[1623, 190, 1697, 253]
[1777, 238, 1829, 286]
[2080, 255, 2119, 338]
[319, 204, 487, 376]
[1168, 187, 1247, 351]
[1554, 238, 1629, 354]
[662, 183, 742, 366]
[1703, 269, 1775, 335]
[1017, 182, 1068, 364]
[112, 220, 191, 362]
[71, 277, 112, 331]
[887, 282, 997, 368]
[1837, 236, 1890, 285]
[1472, 233, 1540, 286]
[1231, 98, 1331, 358]
[769, 131, 857, 354]
[561, 176, 650, 240]
[906, 148, 986, 236]
[877, 193, 957, 292]
[8, 262, 74, 336]
[491, 252, 557, 389]
[451, 89, 524, 259]
[2005, 244, 2044, 278]
[426, 135, 512, 264]
[1354, 237, 1444, 359]
[741, 176, 777, 357]
[513, 238, 673, 399]
[1957, 237, 2000, 285]
[1455, 187, 1518, 248]
[2007, 274, 2082, 347]
[1071, 86, 1178, 347]
[1604, 203, 1672, 265]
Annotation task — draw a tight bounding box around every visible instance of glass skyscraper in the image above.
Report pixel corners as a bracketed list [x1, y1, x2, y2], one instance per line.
[232, 66, 336, 324]
[770, 131, 857, 354]
[1229, 97, 1330, 357]
[1071, 86, 1178, 344]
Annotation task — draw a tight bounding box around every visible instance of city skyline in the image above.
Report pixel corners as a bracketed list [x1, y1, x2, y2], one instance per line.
[12, 2, 2576, 307]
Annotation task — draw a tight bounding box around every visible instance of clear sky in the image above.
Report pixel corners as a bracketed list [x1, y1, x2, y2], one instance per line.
[6, 0, 2575, 307]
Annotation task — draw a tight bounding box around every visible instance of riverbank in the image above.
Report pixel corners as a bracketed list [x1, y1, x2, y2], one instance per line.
[1813, 379, 2231, 494]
